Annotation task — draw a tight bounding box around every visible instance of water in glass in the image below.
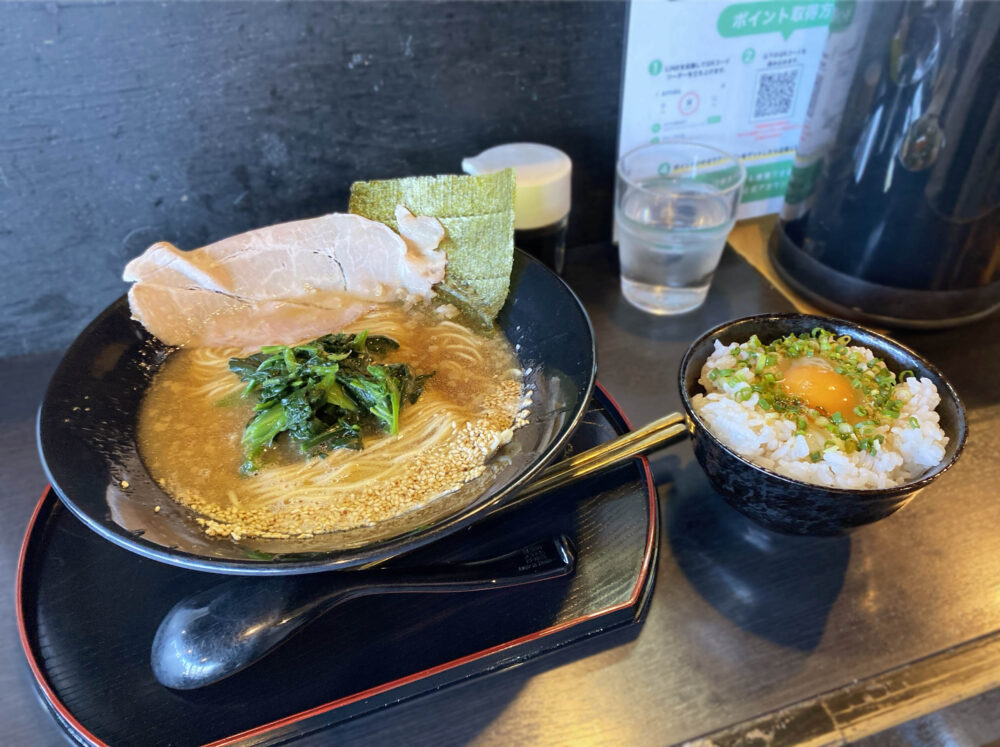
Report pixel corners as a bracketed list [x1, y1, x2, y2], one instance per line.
[616, 178, 734, 314]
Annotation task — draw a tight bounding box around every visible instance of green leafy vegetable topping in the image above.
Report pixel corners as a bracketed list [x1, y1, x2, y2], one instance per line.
[229, 332, 433, 473]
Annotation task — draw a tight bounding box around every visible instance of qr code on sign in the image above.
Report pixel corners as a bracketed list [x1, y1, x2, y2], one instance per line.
[752, 68, 799, 120]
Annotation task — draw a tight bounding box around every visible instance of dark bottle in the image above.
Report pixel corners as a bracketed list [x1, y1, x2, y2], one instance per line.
[514, 217, 569, 275]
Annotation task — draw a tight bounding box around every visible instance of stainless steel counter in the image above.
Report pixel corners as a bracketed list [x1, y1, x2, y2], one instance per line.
[2, 243, 998, 745]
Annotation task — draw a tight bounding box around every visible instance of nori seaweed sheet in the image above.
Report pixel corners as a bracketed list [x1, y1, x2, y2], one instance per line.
[348, 169, 515, 323]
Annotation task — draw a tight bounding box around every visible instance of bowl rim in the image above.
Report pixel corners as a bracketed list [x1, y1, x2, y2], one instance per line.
[678, 312, 969, 499]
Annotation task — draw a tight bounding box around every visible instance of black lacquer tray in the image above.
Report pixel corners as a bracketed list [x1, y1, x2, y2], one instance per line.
[18, 384, 657, 746]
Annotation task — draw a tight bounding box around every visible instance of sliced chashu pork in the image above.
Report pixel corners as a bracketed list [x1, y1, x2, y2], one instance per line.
[124, 206, 446, 352]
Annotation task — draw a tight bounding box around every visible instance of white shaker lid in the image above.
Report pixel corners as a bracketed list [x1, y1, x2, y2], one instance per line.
[462, 143, 571, 230]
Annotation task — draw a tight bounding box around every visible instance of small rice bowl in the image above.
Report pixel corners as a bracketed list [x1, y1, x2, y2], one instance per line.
[691, 339, 948, 490]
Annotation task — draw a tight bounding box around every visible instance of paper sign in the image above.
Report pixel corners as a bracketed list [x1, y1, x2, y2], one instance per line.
[618, 0, 856, 219]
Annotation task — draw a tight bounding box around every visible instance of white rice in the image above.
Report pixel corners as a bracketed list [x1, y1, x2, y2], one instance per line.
[691, 339, 949, 490]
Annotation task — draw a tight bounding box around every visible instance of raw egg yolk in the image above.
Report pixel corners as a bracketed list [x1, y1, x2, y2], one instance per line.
[781, 357, 859, 421]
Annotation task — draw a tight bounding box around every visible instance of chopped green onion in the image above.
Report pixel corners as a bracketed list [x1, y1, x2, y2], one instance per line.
[726, 327, 925, 438]
[909, 416, 920, 428]
[854, 420, 876, 437]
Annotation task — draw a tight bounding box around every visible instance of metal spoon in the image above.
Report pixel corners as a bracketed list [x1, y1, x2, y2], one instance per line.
[152, 412, 689, 690]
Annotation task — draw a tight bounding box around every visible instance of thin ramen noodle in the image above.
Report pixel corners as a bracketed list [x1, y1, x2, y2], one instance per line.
[137, 305, 527, 539]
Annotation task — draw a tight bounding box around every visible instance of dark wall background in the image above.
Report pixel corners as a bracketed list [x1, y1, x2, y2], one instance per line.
[0, 1, 625, 357]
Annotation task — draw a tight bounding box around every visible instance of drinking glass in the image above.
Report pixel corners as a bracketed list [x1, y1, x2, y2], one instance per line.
[615, 141, 744, 315]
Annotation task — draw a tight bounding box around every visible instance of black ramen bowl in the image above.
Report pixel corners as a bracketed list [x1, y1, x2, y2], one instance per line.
[37, 250, 596, 574]
[678, 314, 968, 536]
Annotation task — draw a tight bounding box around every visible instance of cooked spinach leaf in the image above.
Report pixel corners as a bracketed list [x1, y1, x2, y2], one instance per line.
[229, 332, 432, 473]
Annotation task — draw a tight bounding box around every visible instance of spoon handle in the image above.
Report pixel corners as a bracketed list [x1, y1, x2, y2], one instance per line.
[152, 536, 575, 690]
[361, 534, 576, 592]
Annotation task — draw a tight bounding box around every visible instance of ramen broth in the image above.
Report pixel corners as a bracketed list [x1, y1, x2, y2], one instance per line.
[137, 305, 525, 539]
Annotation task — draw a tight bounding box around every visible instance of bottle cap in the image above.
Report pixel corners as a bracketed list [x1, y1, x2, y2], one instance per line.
[462, 143, 571, 230]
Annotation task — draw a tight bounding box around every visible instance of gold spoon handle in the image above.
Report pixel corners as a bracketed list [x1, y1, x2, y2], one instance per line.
[506, 411, 689, 509]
